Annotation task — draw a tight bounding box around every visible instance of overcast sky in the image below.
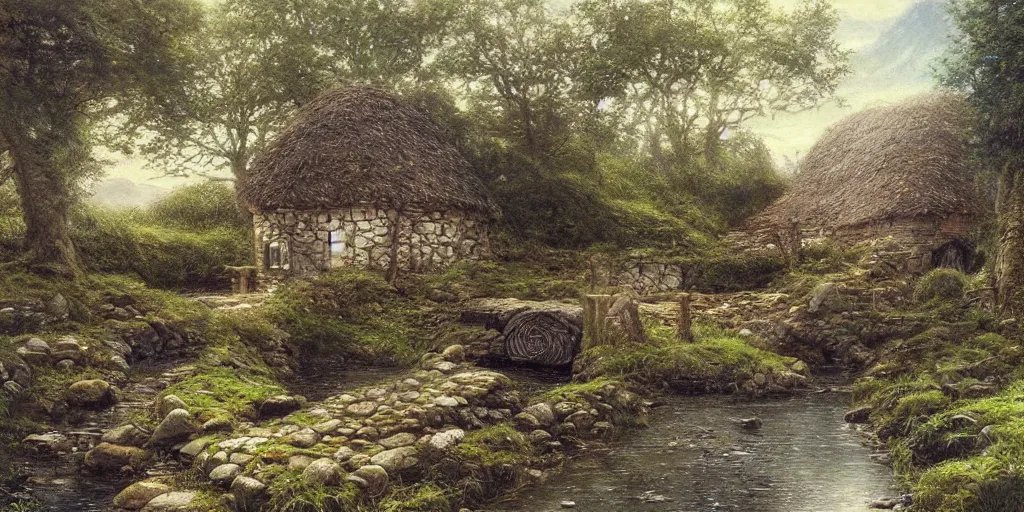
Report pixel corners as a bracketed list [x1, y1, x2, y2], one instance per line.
[105, 0, 936, 188]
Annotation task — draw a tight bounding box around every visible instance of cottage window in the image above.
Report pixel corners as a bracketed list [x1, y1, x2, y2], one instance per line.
[264, 240, 287, 270]
[330, 230, 347, 267]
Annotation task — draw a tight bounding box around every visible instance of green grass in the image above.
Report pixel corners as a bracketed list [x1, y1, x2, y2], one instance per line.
[378, 483, 453, 512]
[266, 268, 444, 365]
[452, 423, 533, 466]
[265, 470, 360, 512]
[574, 323, 796, 392]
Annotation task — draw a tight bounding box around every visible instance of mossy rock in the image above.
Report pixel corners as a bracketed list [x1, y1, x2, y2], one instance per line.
[914, 268, 969, 304]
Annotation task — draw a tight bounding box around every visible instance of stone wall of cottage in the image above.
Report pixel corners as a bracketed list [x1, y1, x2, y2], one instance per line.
[725, 215, 974, 255]
[253, 206, 489, 277]
[612, 261, 686, 295]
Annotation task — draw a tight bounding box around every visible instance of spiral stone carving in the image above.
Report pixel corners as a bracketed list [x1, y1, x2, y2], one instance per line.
[503, 310, 582, 367]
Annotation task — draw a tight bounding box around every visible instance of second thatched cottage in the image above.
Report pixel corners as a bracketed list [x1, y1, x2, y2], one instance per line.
[730, 94, 979, 269]
[239, 86, 499, 278]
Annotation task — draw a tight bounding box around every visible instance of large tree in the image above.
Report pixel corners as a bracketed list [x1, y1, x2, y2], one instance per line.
[438, 0, 587, 162]
[574, 0, 849, 174]
[142, 0, 456, 185]
[0, 0, 202, 276]
[941, 0, 1024, 313]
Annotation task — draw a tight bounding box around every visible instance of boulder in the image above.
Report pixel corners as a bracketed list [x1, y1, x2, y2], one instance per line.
[524, 403, 555, 427]
[231, 476, 267, 511]
[23, 432, 72, 454]
[46, 294, 70, 319]
[102, 424, 149, 448]
[379, 432, 417, 449]
[844, 407, 872, 424]
[113, 480, 171, 510]
[209, 463, 242, 487]
[156, 395, 188, 418]
[288, 455, 315, 471]
[140, 491, 196, 512]
[179, 438, 212, 458]
[23, 338, 51, 354]
[427, 429, 465, 451]
[259, 395, 301, 418]
[332, 446, 356, 463]
[148, 409, 196, 446]
[66, 379, 116, 408]
[346, 401, 378, 416]
[283, 428, 320, 448]
[349, 464, 389, 493]
[110, 355, 131, 371]
[84, 443, 150, 472]
[16, 346, 49, 365]
[441, 344, 466, 363]
[514, 412, 541, 430]
[201, 416, 233, 433]
[370, 446, 418, 473]
[302, 458, 342, 486]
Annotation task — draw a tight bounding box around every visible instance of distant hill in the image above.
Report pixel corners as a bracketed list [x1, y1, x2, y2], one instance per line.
[847, 0, 953, 89]
[89, 178, 169, 208]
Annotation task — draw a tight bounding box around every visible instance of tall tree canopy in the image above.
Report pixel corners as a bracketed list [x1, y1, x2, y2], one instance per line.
[941, 0, 1024, 312]
[574, 0, 849, 175]
[142, 0, 457, 184]
[0, 0, 202, 275]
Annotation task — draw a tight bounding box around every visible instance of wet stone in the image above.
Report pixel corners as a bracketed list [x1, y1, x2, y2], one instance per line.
[209, 463, 242, 486]
[379, 432, 417, 449]
[348, 401, 378, 416]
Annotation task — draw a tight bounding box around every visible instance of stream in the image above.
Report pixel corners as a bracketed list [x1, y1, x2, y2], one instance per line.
[22, 360, 895, 512]
[495, 389, 896, 512]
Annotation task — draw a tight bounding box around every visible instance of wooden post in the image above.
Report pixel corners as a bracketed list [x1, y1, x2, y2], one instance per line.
[676, 293, 694, 342]
[582, 294, 615, 350]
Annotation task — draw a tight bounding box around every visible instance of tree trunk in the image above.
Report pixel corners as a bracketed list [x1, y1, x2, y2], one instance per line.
[7, 132, 81, 277]
[230, 157, 254, 223]
[996, 171, 1024, 315]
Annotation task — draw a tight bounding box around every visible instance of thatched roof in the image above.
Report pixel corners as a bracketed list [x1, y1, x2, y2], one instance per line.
[241, 86, 499, 216]
[747, 94, 977, 232]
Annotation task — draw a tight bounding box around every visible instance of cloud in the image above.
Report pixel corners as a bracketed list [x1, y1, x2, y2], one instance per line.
[769, 0, 920, 21]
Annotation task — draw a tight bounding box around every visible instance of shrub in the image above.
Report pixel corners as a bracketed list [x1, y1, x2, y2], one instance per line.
[266, 269, 429, 365]
[71, 207, 250, 289]
[915, 268, 970, 304]
[144, 182, 247, 231]
[687, 252, 787, 292]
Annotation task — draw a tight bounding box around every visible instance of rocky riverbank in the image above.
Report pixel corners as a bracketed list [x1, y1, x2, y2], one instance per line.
[95, 346, 645, 511]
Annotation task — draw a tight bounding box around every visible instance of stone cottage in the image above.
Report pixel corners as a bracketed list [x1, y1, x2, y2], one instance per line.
[729, 94, 979, 269]
[239, 86, 500, 278]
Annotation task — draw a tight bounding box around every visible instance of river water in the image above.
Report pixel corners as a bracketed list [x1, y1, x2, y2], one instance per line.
[495, 390, 896, 512]
[23, 363, 894, 512]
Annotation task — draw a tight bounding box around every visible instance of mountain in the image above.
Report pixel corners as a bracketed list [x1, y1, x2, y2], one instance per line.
[847, 0, 953, 90]
[89, 178, 169, 208]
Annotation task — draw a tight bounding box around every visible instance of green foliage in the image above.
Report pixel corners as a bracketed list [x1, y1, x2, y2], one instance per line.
[575, 323, 795, 392]
[265, 471, 360, 512]
[428, 259, 585, 300]
[453, 423, 533, 466]
[144, 183, 247, 231]
[915, 269, 970, 304]
[266, 269, 433, 365]
[379, 484, 453, 512]
[0, 0, 202, 272]
[687, 252, 787, 292]
[70, 207, 249, 290]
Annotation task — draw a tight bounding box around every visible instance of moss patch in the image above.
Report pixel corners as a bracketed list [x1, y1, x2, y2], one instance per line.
[574, 324, 798, 393]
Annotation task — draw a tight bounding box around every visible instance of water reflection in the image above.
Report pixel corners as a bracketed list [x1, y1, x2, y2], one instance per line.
[496, 391, 895, 512]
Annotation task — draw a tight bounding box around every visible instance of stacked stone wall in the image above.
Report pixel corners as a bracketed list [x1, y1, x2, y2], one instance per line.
[725, 215, 973, 256]
[253, 206, 489, 277]
[613, 261, 686, 295]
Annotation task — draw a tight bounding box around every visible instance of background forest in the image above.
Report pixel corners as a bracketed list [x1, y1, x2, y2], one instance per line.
[0, 0, 853, 284]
